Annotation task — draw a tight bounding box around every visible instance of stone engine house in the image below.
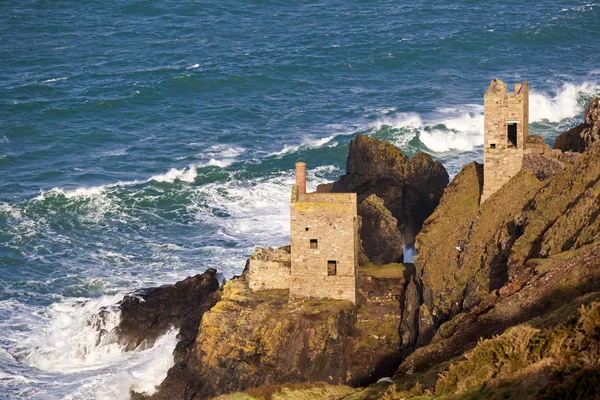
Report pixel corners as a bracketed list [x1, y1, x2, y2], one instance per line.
[247, 162, 358, 304]
[482, 78, 559, 202]
[482, 79, 530, 202]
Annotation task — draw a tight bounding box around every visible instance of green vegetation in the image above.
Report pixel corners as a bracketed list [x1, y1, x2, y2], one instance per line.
[213, 383, 356, 400]
[359, 262, 407, 279]
[216, 295, 600, 400]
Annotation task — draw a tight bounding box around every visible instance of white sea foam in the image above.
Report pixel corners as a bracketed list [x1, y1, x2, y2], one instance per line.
[149, 165, 198, 183]
[186, 63, 200, 69]
[269, 134, 338, 157]
[374, 110, 484, 153]
[41, 77, 68, 83]
[101, 147, 129, 157]
[0, 135, 9, 143]
[374, 81, 597, 153]
[1, 295, 178, 400]
[24, 296, 125, 372]
[530, 81, 598, 123]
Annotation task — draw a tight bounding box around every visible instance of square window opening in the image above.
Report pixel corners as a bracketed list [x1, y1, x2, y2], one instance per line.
[327, 260, 337, 276]
[310, 239, 318, 249]
[305, 227, 309, 231]
[490, 143, 496, 149]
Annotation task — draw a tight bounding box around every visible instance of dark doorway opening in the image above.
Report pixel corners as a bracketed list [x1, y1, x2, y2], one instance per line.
[310, 239, 318, 249]
[507, 123, 517, 147]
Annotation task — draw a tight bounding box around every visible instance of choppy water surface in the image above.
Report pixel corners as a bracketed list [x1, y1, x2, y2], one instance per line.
[1, 0, 599, 398]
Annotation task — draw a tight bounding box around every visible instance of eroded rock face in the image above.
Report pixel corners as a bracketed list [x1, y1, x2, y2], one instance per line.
[141, 279, 356, 399]
[396, 241, 600, 380]
[140, 265, 406, 400]
[115, 268, 220, 352]
[357, 194, 404, 265]
[403, 161, 546, 350]
[509, 141, 600, 275]
[400, 141, 600, 355]
[326, 135, 449, 249]
[554, 96, 600, 152]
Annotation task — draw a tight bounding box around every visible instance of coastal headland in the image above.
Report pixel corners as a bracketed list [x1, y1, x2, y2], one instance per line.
[101, 95, 600, 399]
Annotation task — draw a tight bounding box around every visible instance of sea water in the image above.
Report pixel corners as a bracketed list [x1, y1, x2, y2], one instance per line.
[0, 0, 599, 398]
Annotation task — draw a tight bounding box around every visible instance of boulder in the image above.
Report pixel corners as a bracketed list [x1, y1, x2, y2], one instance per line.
[553, 96, 600, 152]
[326, 135, 448, 248]
[357, 194, 404, 265]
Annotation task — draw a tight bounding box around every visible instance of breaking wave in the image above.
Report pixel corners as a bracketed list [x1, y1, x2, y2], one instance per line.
[373, 81, 598, 154]
[530, 81, 598, 123]
[1, 296, 177, 400]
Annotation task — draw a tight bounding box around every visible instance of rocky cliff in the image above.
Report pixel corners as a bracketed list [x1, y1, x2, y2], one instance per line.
[210, 135, 600, 400]
[323, 135, 449, 263]
[134, 264, 406, 399]
[125, 114, 600, 399]
[115, 269, 220, 353]
[554, 96, 600, 152]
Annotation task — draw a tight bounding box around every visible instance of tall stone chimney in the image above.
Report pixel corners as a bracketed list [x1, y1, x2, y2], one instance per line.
[295, 162, 306, 194]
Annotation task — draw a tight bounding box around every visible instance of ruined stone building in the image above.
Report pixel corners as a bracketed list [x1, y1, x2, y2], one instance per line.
[482, 78, 559, 202]
[247, 162, 358, 304]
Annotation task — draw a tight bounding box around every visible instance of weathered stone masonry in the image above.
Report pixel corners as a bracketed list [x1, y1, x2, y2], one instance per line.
[482, 78, 560, 202]
[248, 162, 359, 304]
[482, 79, 529, 202]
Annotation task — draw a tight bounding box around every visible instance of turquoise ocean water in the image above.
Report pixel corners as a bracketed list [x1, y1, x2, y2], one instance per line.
[1, 1, 599, 398]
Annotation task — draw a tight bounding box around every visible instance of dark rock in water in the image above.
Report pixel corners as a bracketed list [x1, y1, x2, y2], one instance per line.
[326, 135, 448, 249]
[357, 194, 404, 265]
[115, 268, 221, 352]
[554, 96, 600, 152]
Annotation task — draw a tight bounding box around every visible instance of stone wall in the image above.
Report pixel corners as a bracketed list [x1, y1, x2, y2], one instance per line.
[247, 246, 291, 291]
[482, 79, 529, 202]
[290, 185, 358, 304]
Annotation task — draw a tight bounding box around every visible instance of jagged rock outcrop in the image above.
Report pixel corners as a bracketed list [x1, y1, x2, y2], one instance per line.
[522, 153, 564, 180]
[323, 135, 448, 250]
[400, 141, 600, 358]
[357, 194, 404, 264]
[115, 269, 220, 352]
[396, 241, 600, 383]
[139, 264, 406, 400]
[554, 96, 600, 152]
[509, 141, 600, 275]
[399, 162, 482, 350]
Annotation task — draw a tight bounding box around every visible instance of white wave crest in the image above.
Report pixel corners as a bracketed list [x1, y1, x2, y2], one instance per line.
[374, 112, 423, 131]
[269, 134, 338, 157]
[530, 82, 598, 123]
[24, 295, 125, 372]
[186, 63, 200, 69]
[3, 295, 177, 400]
[41, 77, 68, 83]
[149, 165, 197, 183]
[374, 111, 484, 153]
[420, 112, 484, 153]
[374, 81, 598, 153]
